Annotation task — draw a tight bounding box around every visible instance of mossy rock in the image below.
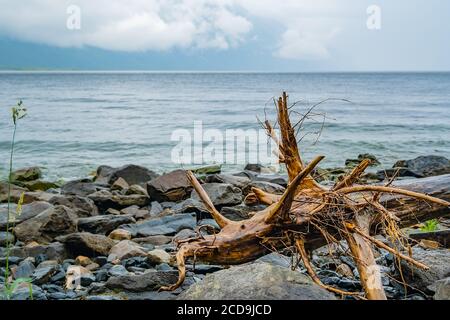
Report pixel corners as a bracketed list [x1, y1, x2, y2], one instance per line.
[10, 167, 42, 182]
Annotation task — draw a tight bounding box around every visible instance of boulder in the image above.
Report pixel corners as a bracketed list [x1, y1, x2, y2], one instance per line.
[10, 166, 42, 182]
[106, 270, 178, 292]
[17, 180, 59, 191]
[49, 195, 97, 217]
[399, 247, 450, 291]
[126, 184, 148, 196]
[31, 265, 58, 285]
[393, 155, 450, 177]
[14, 205, 78, 243]
[433, 277, 450, 300]
[220, 205, 262, 221]
[191, 183, 243, 207]
[147, 249, 171, 265]
[0, 201, 53, 230]
[88, 190, 149, 211]
[190, 165, 221, 175]
[111, 177, 129, 191]
[94, 165, 115, 185]
[22, 191, 55, 204]
[133, 235, 172, 246]
[119, 213, 196, 237]
[252, 174, 288, 187]
[0, 181, 27, 203]
[108, 164, 159, 186]
[0, 231, 15, 246]
[9, 283, 47, 300]
[57, 232, 116, 257]
[147, 169, 192, 202]
[11, 259, 36, 279]
[120, 205, 150, 220]
[109, 229, 132, 241]
[4, 242, 67, 262]
[61, 178, 98, 197]
[205, 174, 250, 189]
[108, 240, 148, 261]
[345, 154, 380, 167]
[178, 262, 336, 300]
[244, 164, 264, 173]
[246, 181, 285, 195]
[77, 214, 135, 235]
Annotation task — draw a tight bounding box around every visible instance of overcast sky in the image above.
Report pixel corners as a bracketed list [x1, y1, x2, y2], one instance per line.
[0, 0, 449, 71]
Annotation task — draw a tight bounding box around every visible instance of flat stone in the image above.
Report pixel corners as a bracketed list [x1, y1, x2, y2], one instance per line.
[147, 249, 171, 265]
[205, 174, 250, 189]
[88, 190, 149, 211]
[0, 231, 15, 246]
[31, 265, 58, 285]
[399, 246, 450, 291]
[0, 201, 53, 230]
[61, 178, 98, 197]
[191, 183, 243, 207]
[11, 259, 36, 279]
[178, 262, 336, 300]
[109, 229, 132, 241]
[108, 164, 159, 186]
[108, 240, 148, 261]
[120, 213, 196, 237]
[77, 214, 135, 235]
[147, 169, 192, 202]
[10, 166, 42, 182]
[106, 270, 178, 292]
[49, 195, 98, 217]
[5, 242, 67, 262]
[57, 232, 116, 257]
[111, 177, 129, 191]
[14, 205, 78, 243]
[433, 277, 450, 300]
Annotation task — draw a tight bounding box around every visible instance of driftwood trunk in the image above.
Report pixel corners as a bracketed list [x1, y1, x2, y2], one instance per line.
[161, 92, 450, 300]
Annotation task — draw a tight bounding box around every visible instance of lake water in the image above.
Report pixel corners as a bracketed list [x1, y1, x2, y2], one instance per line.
[0, 72, 449, 181]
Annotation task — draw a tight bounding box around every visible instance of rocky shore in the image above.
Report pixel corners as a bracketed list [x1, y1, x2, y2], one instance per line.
[1, 155, 449, 300]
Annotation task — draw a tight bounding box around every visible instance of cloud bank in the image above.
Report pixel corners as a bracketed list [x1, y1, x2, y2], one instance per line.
[0, 0, 349, 60]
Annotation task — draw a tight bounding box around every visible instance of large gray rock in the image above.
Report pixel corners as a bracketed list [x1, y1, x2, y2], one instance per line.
[205, 174, 250, 189]
[147, 169, 192, 202]
[108, 164, 159, 186]
[0, 201, 54, 231]
[108, 240, 148, 261]
[49, 195, 98, 217]
[0, 181, 27, 203]
[399, 247, 450, 291]
[3, 242, 67, 262]
[246, 181, 285, 195]
[56, 232, 116, 257]
[88, 190, 149, 211]
[61, 178, 98, 197]
[191, 183, 243, 207]
[106, 270, 178, 292]
[14, 205, 78, 243]
[77, 214, 135, 235]
[119, 213, 196, 237]
[178, 262, 336, 300]
[0, 231, 15, 246]
[9, 283, 47, 300]
[393, 155, 450, 178]
[433, 277, 450, 300]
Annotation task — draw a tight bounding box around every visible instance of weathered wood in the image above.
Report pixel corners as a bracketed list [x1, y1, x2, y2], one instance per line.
[162, 92, 450, 300]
